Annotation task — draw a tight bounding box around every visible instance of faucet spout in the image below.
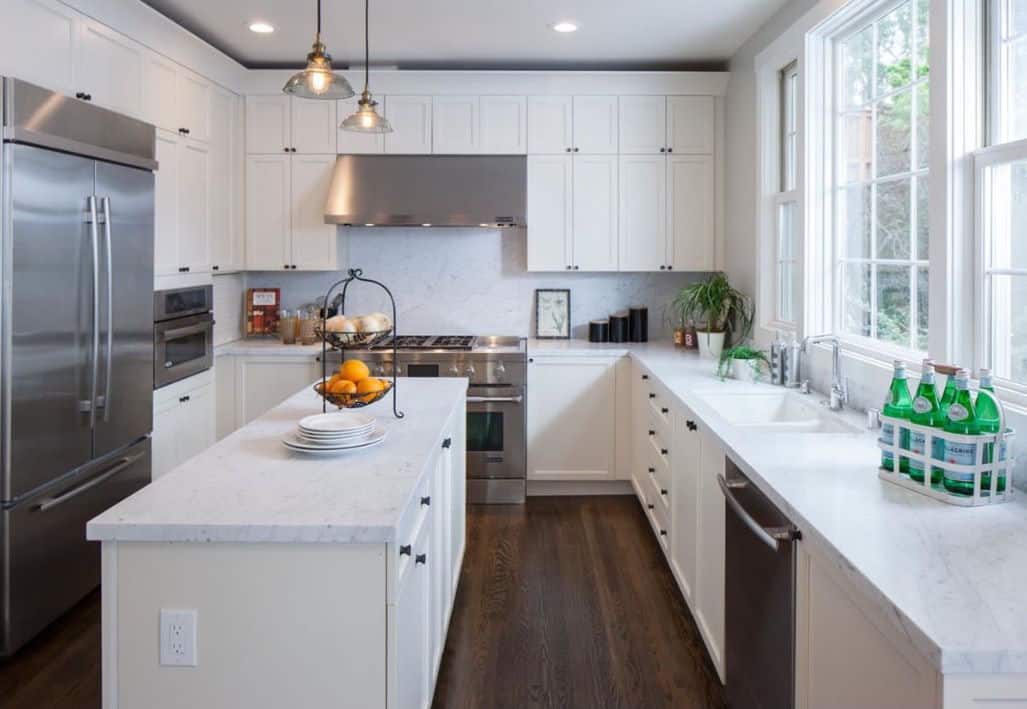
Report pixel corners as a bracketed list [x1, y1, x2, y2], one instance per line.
[800, 334, 849, 411]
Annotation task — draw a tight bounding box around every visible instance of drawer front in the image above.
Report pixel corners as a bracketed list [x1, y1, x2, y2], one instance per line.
[646, 458, 670, 514]
[396, 465, 434, 578]
[647, 424, 671, 478]
[647, 384, 673, 429]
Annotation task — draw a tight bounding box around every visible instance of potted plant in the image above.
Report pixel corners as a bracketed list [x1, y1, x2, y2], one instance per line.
[717, 346, 769, 383]
[672, 273, 754, 359]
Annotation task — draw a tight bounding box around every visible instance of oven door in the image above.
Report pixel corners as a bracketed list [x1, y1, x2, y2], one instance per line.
[153, 312, 214, 389]
[466, 385, 525, 481]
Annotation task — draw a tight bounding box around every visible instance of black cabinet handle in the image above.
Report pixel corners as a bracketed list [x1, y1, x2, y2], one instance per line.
[528, 357, 534, 363]
[660, 147, 666, 153]
[661, 448, 669, 455]
[565, 147, 572, 153]
[284, 264, 290, 269]
[415, 553, 427, 565]
[76, 91, 85, 99]
[565, 265, 572, 270]
[573, 265, 580, 270]
[291, 147, 297, 152]
[661, 407, 669, 414]
[82, 93, 92, 101]
[648, 467, 655, 474]
[647, 503, 654, 510]
[178, 395, 190, 403]
[399, 544, 411, 556]
[686, 420, 698, 432]
[648, 429, 655, 436]
[283, 147, 290, 152]
[573, 147, 580, 152]
[420, 496, 431, 507]
[212, 265, 220, 271]
[668, 265, 674, 271]
[660, 265, 667, 270]
[178, 266, 189, 273]
[660, 488, 668, 495]
[442, 437, 452, 449]
[660, 529, 668, 536]
[642, 374, 649, 380]
[649, 393, 656, 399]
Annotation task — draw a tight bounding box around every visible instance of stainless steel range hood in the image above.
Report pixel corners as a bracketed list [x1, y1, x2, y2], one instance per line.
[324, 155, 526, 228]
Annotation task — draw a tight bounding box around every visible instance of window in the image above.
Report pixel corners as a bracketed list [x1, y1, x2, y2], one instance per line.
[833, 0, 930, 353]
[990, 0, 1027, 143]
[776, 63, 801, 326]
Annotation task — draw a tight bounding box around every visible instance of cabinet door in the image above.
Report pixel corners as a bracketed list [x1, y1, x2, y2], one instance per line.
[337, 97, 384, 154]
[572, 96, 618, 154]
[151, 396, 180, 480]
[76, 19, 144, 118]
[175, 382, 215, 466]
[209, 88, 239, 272]
[290, 155, 338, 270]
[571, 155, 618, 271]
[433, 96, 478, 154]
[383, 96, 433, 154]
[142, 52, 180, 133]
[695, 431, 725, 672]
[177, 140, 210, 273]
[245, 155, 291, 271]
[0, 0, 77, 95]
[526, 155, 572, 272]
[527, 96, 573, 154]
[430, 454, 448, 675]
[670, 411, 702, 603]
[236, 356, 319, 424]
[619, 95, 667, 154]
[667, 96, 715, 154]
[292, 97, 336, 154]
[153, 130, 180, 277]
[395, 517, 432, 709]
[479, 96, 527, 154]
[668, 154, 715, 271]
[177, 69, 210, 142]
[214, 353, 236, 441]
[246, 95, 291, 154]
[527, 357, 616, 480]
[618, 155, 667, 271]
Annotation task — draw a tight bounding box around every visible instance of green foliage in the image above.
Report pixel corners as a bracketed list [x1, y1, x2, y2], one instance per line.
[672, 273, 753, 344]
[716, 346, 769, 380]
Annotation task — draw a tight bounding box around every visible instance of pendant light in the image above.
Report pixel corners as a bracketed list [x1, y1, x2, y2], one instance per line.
[341, 0, 392, 133]
[282, 0, 354, 100]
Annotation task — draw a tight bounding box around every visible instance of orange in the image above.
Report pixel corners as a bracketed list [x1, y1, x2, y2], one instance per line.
[356, 377, 386, 402]
[338, 359, 370, 383]
[328, 379, 357, 395]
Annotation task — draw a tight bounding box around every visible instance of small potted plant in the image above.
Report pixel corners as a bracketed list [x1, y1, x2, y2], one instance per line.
[672, 273, 754, 359]
[717, 346, 769, 383]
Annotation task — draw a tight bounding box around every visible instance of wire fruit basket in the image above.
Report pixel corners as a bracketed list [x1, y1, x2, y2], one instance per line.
[314, 327, 390, 350]
[313, 379, 393, 409]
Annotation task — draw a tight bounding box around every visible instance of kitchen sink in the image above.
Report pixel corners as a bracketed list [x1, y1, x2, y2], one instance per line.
[701, 391, 860, 434]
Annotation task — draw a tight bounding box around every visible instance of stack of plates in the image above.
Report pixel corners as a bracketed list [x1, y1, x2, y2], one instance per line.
[282, 412, 387, 455]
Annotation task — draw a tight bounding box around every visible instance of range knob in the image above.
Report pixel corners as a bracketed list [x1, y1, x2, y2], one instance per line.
[495, 361, 507, 376]
[464, 363, 476, 377]
[449, 364, 461, 375]
[374, 364, 386, 376]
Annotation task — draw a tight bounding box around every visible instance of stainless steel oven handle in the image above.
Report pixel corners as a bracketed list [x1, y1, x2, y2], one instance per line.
[101, 196, 113, 422]
[87, 195, 100, 430]
[717, 474, 799, 552]
[35, 452, 144, 513]
[160, 322, 210, 340]
[466, 395, 523, 404]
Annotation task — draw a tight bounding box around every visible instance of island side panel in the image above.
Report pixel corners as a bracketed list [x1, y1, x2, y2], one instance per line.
[107, 541, 387, 709]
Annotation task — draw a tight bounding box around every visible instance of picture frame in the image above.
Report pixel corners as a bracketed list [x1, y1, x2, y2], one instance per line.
[535, 289, 571, 339]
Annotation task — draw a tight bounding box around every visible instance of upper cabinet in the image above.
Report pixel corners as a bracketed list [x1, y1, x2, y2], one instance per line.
[667, 96, 715, 154]
[154, 129, 211, 276]
[668, 155, 715, 271]
[432, 96, 527, 154]
[142, 53, 180, 134]
[247, 95, 336, 154]
[618, 154, 667, 271]
[433, 96, 479, 154]
[619, 95, 667, 154]
[176, 70, 211, 142]
[573, 96, 619, 154]
[383, 96, 433, 154]
[526, 95, 618, 154]
[291, 98, 337, 154]
[0, 0, 77, 95]
[479, 96, 527, 154]
[620, 95, 716, 155]
[75, 19, 145, 119]
[209, 87, 244, 273]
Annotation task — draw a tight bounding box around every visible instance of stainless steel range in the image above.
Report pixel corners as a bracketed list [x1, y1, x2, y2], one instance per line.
[329, 335, 527, 504]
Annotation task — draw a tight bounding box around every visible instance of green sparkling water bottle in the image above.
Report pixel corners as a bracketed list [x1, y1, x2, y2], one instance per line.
[938, 368, 958, 418]
[976, 368, 1006, 493]
[909, 361, 944, 485]
[942, 369, 981, 496]
[880, 361, 913, 474]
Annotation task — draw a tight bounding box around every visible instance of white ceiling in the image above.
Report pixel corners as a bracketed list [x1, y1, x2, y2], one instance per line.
[139, 0, 788, 69]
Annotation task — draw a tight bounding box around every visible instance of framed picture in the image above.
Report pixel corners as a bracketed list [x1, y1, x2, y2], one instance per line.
[535, 289, 571, 339]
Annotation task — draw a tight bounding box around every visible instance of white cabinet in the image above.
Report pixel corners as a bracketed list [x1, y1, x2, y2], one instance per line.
[154, 130, 210, 275]
[152, 372, 215, 479]
[75, 19, 145, 118]
[395, 512, 432, 709]
[526, 155, 572, 271]
[153, 131, 180, 277]
[245, 95, 292, 154]
[479, 96, 527, 154]
[209, 88, 244, 273]
[176, 69, 210, 142]
[292, 97, 337, 154]
[694, 429, 726, 675]
[214, 352, 236, 441]
[384, 96, 433, 154]
[234, 355, 320, 425]
[527, 96, 573, 154]
[668, 155, 715, 271]
[432, 96, 479, 154]
[527, 356, 617, 481]
[670, 407, 701, 604]
[618, 155, 667, 271]
[245, 155, 338, 271]
[337, 96, 384, 154]
[572, 155, 618, 270]
[142, 52, 180, 134]
[667, 96, 715, 154]
[573, 96, 619, 154]
[0, 0, 77, 96]
[619, 95, 667, 154]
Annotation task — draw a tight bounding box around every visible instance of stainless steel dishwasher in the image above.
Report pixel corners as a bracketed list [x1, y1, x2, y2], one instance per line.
[719, 459, 801, 708]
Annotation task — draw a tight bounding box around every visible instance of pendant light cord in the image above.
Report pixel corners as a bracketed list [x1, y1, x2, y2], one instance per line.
[316, 0, 321, 38]
[363, 0, 370, 93]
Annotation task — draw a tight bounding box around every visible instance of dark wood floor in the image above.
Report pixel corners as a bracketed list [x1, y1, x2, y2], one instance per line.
[433, 496, 724, 709]
[0, 496, 723, 709]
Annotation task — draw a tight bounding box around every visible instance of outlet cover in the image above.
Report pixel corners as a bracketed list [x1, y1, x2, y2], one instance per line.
[159, 609, 198, 667]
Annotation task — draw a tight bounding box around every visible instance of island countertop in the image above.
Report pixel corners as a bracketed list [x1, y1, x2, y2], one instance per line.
[86, 378, 467, 545]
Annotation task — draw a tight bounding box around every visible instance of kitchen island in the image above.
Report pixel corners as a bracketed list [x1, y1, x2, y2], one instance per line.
[87, 377, 467, 709]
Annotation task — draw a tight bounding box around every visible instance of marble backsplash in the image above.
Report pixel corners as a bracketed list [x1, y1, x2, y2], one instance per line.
[242, 227, 706, 339]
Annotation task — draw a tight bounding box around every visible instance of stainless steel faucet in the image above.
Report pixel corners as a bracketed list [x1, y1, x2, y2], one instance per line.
[800, 334, 849, 411]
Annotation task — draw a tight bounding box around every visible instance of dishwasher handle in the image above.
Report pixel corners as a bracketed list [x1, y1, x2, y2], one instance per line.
[717, 474, 800, 552]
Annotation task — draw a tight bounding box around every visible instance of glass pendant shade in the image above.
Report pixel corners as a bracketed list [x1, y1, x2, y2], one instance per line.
[282, 39, 354, 99]
[341, 91, 392, 133]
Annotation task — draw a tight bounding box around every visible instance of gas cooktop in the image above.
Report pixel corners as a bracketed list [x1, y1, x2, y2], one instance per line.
[364, 335, 526, 353]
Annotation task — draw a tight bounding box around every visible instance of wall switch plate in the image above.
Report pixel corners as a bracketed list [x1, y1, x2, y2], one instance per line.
[159, 609, 198, 667]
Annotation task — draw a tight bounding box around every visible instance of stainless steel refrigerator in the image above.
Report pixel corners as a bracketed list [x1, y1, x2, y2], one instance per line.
[1, 78, 155, 656]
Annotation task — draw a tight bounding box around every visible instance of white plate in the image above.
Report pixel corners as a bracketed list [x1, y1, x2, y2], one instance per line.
[282, 427, 387, 453]
[297, 426, 375, 441]
[298, 412, 376, 435]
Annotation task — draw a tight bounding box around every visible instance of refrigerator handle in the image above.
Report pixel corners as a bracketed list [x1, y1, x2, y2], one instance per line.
[34, 451, 144, 512]
[100, 196, 113, 422]
[87, 195, 100, 430]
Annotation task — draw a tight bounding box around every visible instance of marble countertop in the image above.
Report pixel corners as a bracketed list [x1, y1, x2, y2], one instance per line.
[86, 378, 466, 545]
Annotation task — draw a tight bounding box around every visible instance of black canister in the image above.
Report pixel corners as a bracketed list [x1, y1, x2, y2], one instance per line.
[609, 311, 629, 343]
[589, 319, 610, 343]
[628, 306, 649, 342]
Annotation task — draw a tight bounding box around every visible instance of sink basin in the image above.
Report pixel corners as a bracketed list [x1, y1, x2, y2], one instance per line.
[701, 391, 860, 434]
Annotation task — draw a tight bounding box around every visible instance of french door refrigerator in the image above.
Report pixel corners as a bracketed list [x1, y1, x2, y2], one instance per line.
[1, 78, 155, 655]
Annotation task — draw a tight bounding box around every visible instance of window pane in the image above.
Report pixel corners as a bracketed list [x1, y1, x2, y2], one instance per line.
[877, 265, 912, 346]
[988, 160, 1027, 270]
[876, 2, 914, 96]
[917, 266, 929, 350]
[1012, 0, 1027, 38]
[845, 184, 872, 258]
[877, 89, 913, 176]
[778, 262, 795, 323]
[778, 201, 797, 259]
[990, 274, 1027, 383]
[916, 82, 929, 170]
[843, 111, 873, 182]
[877, 178, 912, 260]
[844, 25, 874, 106]
[916, 0, 930, 78]
[916, 174, 929, 259]
[843, 263, 872, 337]
[1009, 38, 1027, 141]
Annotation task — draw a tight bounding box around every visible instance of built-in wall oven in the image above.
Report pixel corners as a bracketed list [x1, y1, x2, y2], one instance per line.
[153, 285, 214, 389]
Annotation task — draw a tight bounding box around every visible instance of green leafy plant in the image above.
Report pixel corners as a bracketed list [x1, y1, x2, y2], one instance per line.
[672, 273, 754, 343]
[716, 346, 769, 381]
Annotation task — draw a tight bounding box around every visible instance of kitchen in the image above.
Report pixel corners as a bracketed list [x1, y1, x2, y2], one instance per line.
[2, 0, 1027, 707]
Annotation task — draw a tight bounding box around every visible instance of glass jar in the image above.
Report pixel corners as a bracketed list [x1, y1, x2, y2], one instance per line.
[279, 309, 298, 345]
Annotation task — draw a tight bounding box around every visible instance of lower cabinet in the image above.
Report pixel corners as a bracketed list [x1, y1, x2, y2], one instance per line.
[152, 370, 215, 479]
[233, 354, 321, 426]
[395, 508, 433, 709]
[693, 426, 726, 675]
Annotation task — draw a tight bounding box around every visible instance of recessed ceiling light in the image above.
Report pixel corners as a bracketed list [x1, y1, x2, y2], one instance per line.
[551, 21, 579, 33]
[364, 223, 376, 227]
[249, 21, 275, 34]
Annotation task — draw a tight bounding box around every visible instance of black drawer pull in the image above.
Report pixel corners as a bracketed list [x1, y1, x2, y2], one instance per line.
[212, 265, 220, 271]
[415, 553, 427, 565]
[420, 496, 431, 507]
[648, 429, 655, 436]
[659, 529, 668, 536]
[399, 545, 411, 556]
[661, 448, 668, 455]
[442, 437, 452, 449]
[642, 374, 649, 380]
[647, 503, 654, 510]
[661, 407, 669, 414]
[178, 395, 191, 403]
[648, 467, 655, 474]
[686, 420, 698, 432]
[660, 488, 668, 496]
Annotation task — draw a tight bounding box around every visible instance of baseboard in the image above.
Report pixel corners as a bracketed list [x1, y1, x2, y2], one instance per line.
[527, 480, 635, 496]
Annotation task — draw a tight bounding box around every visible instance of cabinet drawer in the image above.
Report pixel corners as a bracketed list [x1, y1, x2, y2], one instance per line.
[644, 485, 670, 552]
[396, 469, 434, 580]
[648, 388, 673, 428]
[647, 405, 672, 444]
[646, 460, 671, 515]
[647, 424, 671, 471]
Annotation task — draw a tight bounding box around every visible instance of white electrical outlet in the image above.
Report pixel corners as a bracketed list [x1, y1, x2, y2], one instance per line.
[159, 609, 198, 667]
